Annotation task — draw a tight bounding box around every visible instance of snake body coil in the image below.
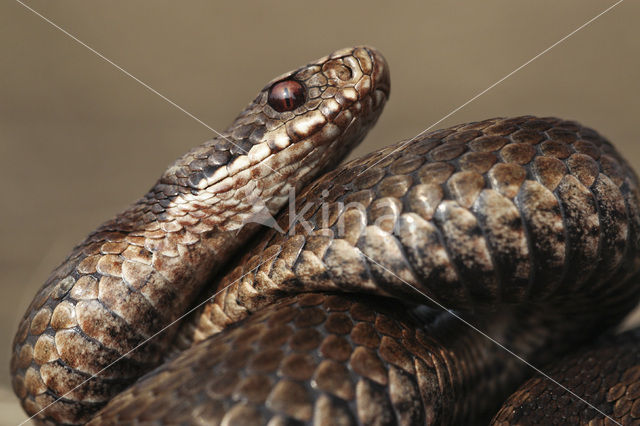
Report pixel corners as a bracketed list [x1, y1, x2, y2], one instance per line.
[11, 47, 640, 425]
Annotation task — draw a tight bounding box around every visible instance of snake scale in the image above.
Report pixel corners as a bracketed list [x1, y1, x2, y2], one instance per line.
[10, 46, 640, 425]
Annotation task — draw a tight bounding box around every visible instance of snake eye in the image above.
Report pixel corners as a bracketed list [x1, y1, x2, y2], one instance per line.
[268, 80, 306, 112]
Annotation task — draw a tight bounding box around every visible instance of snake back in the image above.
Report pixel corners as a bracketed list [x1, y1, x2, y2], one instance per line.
[11, 45, 640, 425]
[96, 116, 640, 424]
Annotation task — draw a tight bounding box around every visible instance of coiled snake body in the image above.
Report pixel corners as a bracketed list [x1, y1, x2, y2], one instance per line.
[11, 47, 640, 425]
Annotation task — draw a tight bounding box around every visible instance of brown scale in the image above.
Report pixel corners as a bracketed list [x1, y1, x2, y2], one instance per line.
[11, 46, 390, 425]
[11, 47, 640, 425]
[492, 330, 640, 425]
[91, 294, 518, 425]
[162, 115, 640, 425]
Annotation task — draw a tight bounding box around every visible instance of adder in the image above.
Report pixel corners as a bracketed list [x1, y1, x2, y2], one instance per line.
[11, 46, 640, 425]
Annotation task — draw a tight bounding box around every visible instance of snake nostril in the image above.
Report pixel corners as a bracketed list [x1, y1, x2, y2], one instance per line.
[339, 63, 354, 81]
[322, 60, 353, 82]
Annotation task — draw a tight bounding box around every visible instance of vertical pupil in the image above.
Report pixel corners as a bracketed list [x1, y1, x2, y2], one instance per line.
[283, 87, 291, 108]
[268, 80, 305, 113]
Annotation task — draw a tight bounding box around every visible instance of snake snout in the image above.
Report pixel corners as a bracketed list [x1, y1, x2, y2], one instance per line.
[322, 46, 390, 102]
[364, 46, 391, 100]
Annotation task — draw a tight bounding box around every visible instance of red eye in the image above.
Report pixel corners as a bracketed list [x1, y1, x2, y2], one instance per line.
[268, 80, 306, 112]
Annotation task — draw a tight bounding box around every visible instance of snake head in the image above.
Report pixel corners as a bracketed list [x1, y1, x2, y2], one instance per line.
[158, 46, 390, 230]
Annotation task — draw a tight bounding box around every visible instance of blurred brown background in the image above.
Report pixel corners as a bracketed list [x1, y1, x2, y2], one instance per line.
[1, 1, 639, 423]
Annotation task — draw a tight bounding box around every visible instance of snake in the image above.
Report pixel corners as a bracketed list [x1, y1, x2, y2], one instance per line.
[10, 46, 640, 425]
